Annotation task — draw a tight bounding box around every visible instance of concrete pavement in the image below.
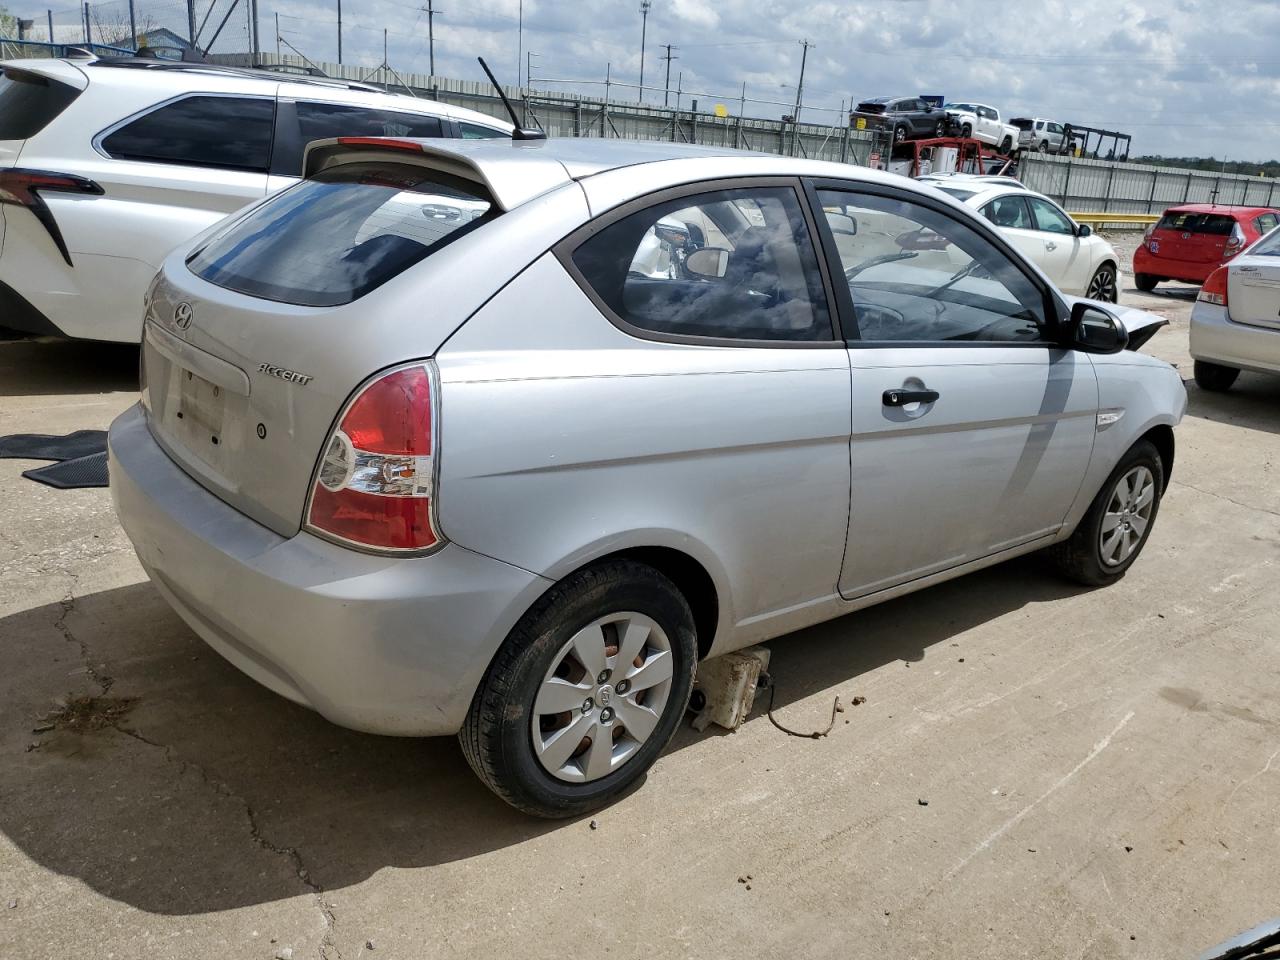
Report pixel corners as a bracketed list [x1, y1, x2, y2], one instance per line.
[2, 281, 1279, 960]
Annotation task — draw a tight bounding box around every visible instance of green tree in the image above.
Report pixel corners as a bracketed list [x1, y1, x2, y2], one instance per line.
[0, 7, 18, 36]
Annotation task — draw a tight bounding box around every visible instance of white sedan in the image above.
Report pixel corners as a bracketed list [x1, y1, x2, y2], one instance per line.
[927, 183, 1120, 301]
[1190, 226, 1280, 391]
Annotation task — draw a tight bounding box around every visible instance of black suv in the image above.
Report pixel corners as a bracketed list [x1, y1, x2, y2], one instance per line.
[851, 97, 950, 142]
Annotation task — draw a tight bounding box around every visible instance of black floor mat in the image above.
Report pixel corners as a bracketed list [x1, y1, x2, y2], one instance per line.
[0, 429, 107, 461]
[22, 452, 109, 489]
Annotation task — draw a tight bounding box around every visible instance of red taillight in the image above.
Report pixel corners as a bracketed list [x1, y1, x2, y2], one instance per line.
[1224, 223, 1247, 258]
[305, 363, 441, 552]
[0, 168, 103, 267]
[1198, 266, 1229, 307]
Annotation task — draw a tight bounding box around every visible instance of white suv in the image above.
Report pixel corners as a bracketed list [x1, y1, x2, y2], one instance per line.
[0, 56, 510, 343]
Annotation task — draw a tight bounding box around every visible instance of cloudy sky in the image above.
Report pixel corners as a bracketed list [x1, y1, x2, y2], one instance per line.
[15, 0, 1280, 160]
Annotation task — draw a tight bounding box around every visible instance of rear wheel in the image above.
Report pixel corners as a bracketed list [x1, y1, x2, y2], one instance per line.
[460, 560, 697, 818]
[933, 120, 946, 138]
[893, 124, 908, 143]
[1193, 359, 1240, 392]
[1000, 136, 1014, 153]
[1038, 140, 1049, 153]
[1134, 273, 1158, 292]
[961, 123, 972, 139]
[1052, 441, 1163, 587]
[1087, 264, 1118, 303]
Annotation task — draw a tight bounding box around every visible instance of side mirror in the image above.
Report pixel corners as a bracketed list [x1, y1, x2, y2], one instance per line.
[1077, 223, 1093, 238]
[654, 221, 691, 250]
[685, 247, 731, 280]
[825, 211, 858, 236]
[1065, 301, 1128, 354]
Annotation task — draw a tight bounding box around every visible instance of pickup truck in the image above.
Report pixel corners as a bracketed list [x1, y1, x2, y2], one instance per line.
[943, 102, 1019, 153]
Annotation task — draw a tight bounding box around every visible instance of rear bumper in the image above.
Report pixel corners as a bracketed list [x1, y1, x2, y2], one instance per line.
[1133, 246, 1217, 284]
[108, 402, 552, 736]
[1190, 301, 1280, 374]
[0, 276, 68, 337]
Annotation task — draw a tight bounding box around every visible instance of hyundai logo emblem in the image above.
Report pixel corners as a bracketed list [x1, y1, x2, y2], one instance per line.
[173, 301, 193, 330]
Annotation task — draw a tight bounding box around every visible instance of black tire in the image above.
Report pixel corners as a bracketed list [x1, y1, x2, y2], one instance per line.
[460, 560, 698, 818]
[1000, 136, 1014, 154]
[1087, 263, 1118, 303]
[1193, 359, 1240, 392]
[1134, 273, 1158, 292]
[1051, 440, 1164, 587]
[893, 124, 908, 143]
[1038, 140, 1049, 153]
[933, 120, 946, 138]
[961, 123, 972, 139]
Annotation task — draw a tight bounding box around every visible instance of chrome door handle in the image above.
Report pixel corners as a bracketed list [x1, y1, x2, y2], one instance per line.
[883, 388, 940, 406]
[1046, 241, 1058, 251]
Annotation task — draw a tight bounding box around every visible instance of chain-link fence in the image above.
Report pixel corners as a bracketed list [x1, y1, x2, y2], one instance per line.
[10, 1, 249, 54]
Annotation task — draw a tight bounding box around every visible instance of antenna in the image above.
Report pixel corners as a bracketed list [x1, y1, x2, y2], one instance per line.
[477, 56, 546, 141]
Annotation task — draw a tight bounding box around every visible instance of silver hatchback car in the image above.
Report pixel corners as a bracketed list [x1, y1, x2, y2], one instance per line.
[109, 137, 1186, 817]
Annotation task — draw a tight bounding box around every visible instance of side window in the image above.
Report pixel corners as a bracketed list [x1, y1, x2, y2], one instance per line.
[459, 121, 508, 139]
[817, 188, 1048, 344]
[1049, 123, 1063, 135]
[296, 101, 443, 141]
[569, 185, 833, 342]
[1027, 197, 1074, 235]
[1255, 213, 1279, 235]
[893, 99, 915, 113]
[983, 195, 1033, 230]
[101, 96, 274, 172]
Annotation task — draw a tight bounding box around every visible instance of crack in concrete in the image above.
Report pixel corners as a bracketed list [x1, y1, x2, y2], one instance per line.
[53, 574, 114, 695]
[113, 724, 343, 960]
[1172, 479, 1280, 522]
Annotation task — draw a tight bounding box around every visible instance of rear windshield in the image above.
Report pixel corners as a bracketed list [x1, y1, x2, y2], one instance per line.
[935, 186, 978, 201]
[188, 162, 495, 307]
[1251, 227, 1280, 256]
[0, 68, 81, 141]
[1156, 212, 1236, 235]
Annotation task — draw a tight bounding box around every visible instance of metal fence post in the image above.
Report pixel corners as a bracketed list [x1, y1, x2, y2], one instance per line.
[1183, 171, 1193, 202]
[1269, 179, 1276, 208]
[1061, 159, 1072, 207]
[690, 99, 698, 144]
[574, 101, 582, 138]
[1147, 168, 1158, 214]
[840, 123, 849, 164]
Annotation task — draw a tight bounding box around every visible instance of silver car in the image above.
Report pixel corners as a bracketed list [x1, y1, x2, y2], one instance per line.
[109, 137, 1186, 817]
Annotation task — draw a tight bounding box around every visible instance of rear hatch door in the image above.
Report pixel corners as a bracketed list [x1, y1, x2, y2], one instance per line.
[1150, 211, 1232, 264]
[1227, 252, 1280, 330]
[140, 145, 585, 537]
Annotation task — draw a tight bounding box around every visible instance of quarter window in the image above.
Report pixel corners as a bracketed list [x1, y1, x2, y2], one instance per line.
[101, 95, 274, 172]
[569, 186, 833, 342]
[1254, 213, 1278, 235]
[1027, 197, 1075, 235]
[459, 121, 509, 139]
[296, 101, 444, 142]
[818, 188, 1048, 344]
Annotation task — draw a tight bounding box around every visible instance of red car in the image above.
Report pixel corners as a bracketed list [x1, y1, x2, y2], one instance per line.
[1133, 204, 1280, 292]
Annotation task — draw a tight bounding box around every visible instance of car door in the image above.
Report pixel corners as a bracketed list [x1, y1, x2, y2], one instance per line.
[57, 92, 274, 339]
[1026, 196, 1089, 293]
[808, 180, 1098, 599]
[981, 194, 1044, 266]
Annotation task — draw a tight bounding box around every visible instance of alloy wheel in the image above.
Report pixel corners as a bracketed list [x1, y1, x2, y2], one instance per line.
[1100, 465, 1155, 566]
[1088, 267, 1118, 302]
[531, 612, 674, 783]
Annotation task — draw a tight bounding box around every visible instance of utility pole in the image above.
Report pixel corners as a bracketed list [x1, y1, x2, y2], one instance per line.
[637, 0, 651, 103]
[127, 0, 136, 48]
[186, 0, 195, 49]
[660, 43, 677, 107]
[517, 0, 523, 85]
[336, 0, 342, 63]
[82, 2, 89, 44]
[423, 0, 439, 76]
[249, 0, 259, 62]
[274, 12, 279, 56]
[793, 39, 812, 125]
[47, 9, 55, 45]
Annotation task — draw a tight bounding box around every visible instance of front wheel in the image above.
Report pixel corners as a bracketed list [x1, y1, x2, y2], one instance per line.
[1038, 140, 1049, 153]
[1134, 273, 1158, 292]
[933, 120, 946, 138]
[1051, 440, 1164, 586]
[1087, 264, 1118, 303]
[460, 560, 698, 818]
[961, 123, 972, 139]
[1000, 136, 1014, 153]
[1194, 359, 1240, 392]
[893, 125, 908, 143]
